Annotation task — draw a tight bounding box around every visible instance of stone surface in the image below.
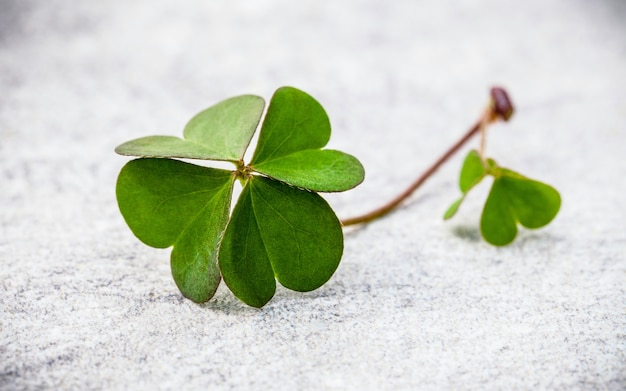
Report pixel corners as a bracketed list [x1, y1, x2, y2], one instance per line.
[1, 0, 625, 389]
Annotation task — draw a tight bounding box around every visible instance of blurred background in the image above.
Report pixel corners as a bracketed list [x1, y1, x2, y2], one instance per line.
[1, 0, 625, 219]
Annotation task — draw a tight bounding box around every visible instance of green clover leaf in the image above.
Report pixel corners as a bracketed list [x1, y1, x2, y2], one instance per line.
[443, 149, 488, 219]
[480, 170, 561, 246]
[116, 159, 234, 302]
[250, 86, 364, 192]
[445, 150, 561, 246]
[115, 87, 365, 307]
[219, 176, 343, 307]
[116, 95, 265, 162]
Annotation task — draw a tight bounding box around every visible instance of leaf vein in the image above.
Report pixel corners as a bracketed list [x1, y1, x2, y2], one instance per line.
[252, 183, 308, 264]
[261, 117, 296, 163]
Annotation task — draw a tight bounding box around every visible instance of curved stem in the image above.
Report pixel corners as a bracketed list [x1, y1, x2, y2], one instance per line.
[341, 86, 513, 227]
[341, 110, 492, 227]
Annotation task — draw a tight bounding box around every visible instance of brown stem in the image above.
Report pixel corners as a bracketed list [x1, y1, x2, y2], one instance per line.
[341, 118, 483, 226]
[340, 85, 515, 227]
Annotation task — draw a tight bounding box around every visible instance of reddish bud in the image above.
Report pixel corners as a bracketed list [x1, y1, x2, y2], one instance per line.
[490, 87, 514, 121]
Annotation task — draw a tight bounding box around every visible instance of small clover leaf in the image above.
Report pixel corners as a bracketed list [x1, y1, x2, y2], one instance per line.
[443, 198, 463, 221]
[481, 170, 561, 246]
[340, 87, 560, 247]
[445, 149, 561, 246]
[115, 87, 365, 306]
[443, 150, 487, 219]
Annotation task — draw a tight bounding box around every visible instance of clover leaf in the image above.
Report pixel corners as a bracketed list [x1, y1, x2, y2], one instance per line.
[115, 87, 364, 307]
[444, 149, 561, 246]
[443, 150, 487, 219]
[219, 176, 343, 308]
[116, 95, 265, 162]
[249, 86, 363, 192]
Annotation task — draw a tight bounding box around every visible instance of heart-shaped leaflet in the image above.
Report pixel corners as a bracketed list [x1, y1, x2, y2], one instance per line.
[480, 171, 561, 246]
[445, 150, 561, 246]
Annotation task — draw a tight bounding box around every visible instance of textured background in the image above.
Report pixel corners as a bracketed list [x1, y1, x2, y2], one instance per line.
[1, 0, 625, 389]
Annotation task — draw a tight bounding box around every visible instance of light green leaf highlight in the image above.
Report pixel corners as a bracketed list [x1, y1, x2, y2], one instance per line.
[460, 150, 487, 192]
[251, 87, 331, 165]
[116, 158, 234, 302]
[443, 197, 463, 220]
[115, 95, 265, 162]
[443, 149, 487, 219]
[184, 95, 265, 161]
[115, 136, 221, 161]
[252, 149, 365, 192]
[219, 176, 343, 307]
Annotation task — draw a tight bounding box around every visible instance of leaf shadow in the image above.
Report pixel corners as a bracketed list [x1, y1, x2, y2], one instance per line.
[451, 224, 482, 243]
[511, 230, 565, 248]
[196, 289, 261, 315]
[450, 225, 564, 247]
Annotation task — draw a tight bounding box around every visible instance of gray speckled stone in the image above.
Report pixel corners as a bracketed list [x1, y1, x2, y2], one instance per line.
[1, 0, 625, 389]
